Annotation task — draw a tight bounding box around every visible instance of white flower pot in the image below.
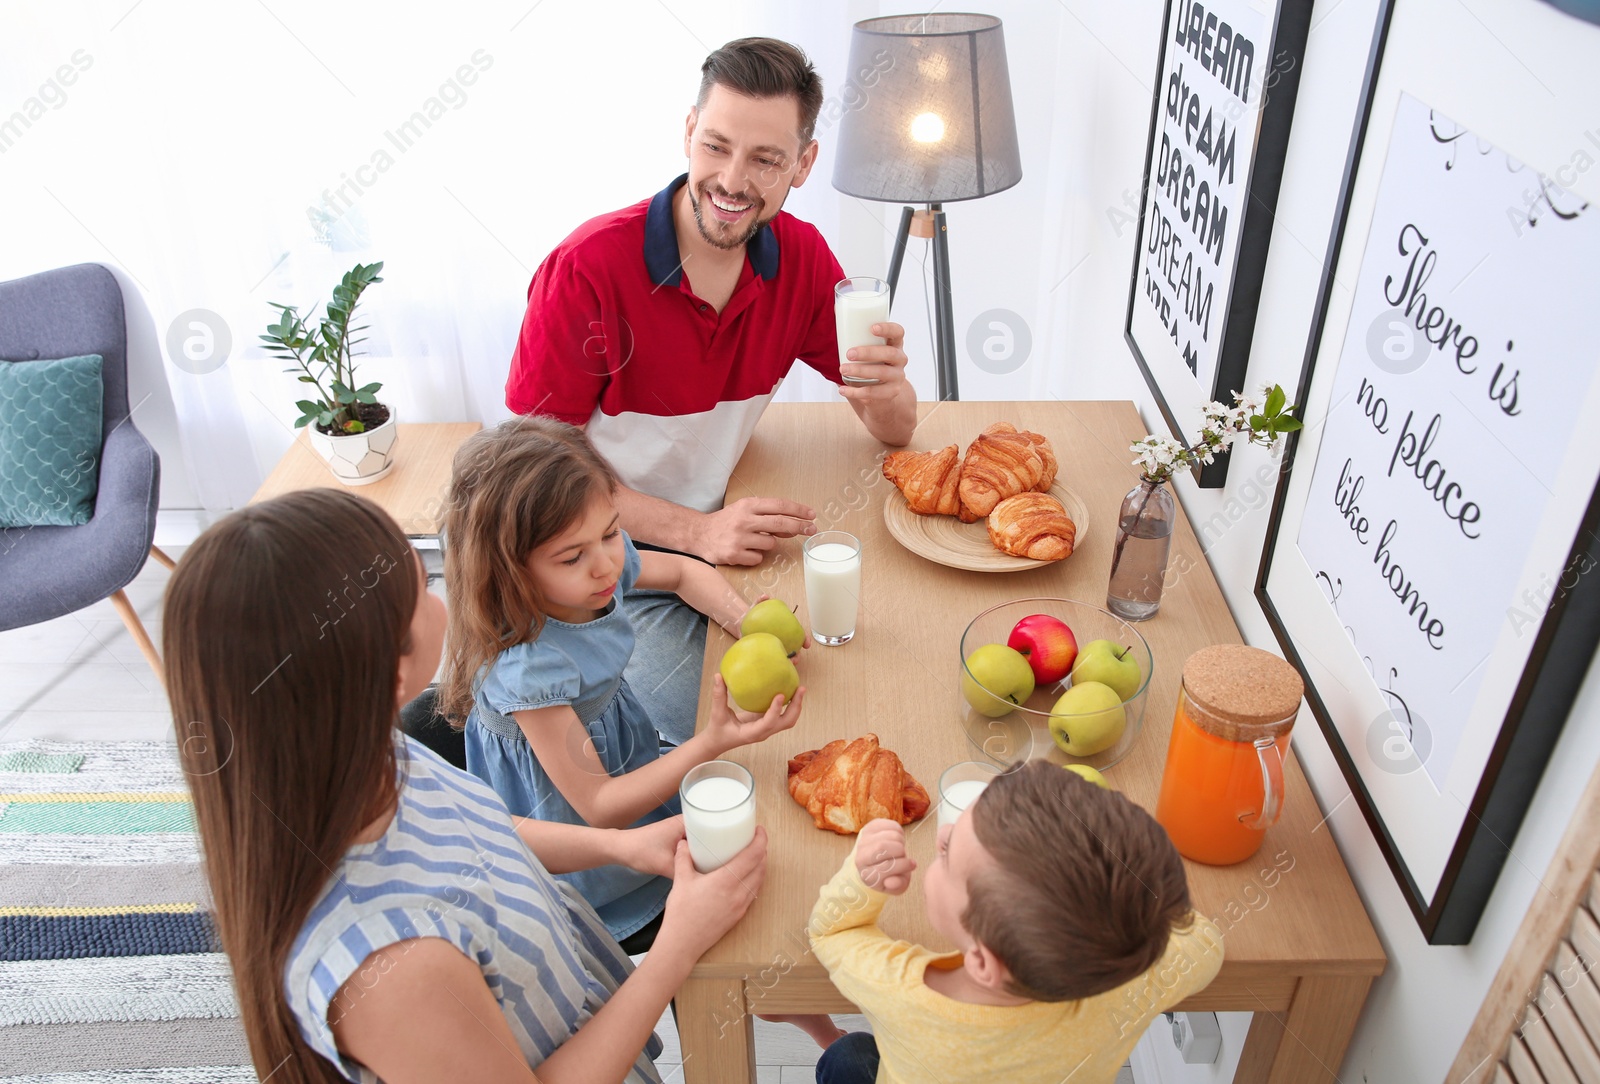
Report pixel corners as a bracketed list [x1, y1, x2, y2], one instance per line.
[306, 406, 399, 486]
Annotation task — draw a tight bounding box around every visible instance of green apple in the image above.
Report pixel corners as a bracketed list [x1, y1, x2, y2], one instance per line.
[1070, 640, 1143, 702]
[1063, 763, 1112, 789]
[1047, 681, 1127, 756]
[719, 632, 800, 713]
[741, 599, 805, 657]
[961, 643, 1036, 717]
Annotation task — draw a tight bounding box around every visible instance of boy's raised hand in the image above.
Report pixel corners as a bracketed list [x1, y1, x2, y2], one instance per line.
[855, 819, 916, 895]
[656, 827, 769, 962]
[703, 674, 804, 754]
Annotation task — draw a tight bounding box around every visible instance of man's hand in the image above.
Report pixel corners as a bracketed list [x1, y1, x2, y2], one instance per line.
[697, 496, 817, 566]
[839, 321, 917, 446]
[855, 819, 916, 895]
[838, 320, 909, 401]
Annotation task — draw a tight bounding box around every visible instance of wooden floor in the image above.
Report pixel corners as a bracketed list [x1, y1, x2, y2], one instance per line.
[0, 548, 1138, 1083]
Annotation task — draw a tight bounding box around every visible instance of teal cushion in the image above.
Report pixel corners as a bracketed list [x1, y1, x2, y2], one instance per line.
[0, 354, 104, 528]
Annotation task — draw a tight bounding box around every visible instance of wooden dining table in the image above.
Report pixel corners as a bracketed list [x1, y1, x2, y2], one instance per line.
[678, 400, 1385, 1083]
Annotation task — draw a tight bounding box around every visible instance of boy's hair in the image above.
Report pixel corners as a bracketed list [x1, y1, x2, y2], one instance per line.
[965, 761, 1193, 1002]
[435, 416, 618, 726]
[697, 37, 823, 144]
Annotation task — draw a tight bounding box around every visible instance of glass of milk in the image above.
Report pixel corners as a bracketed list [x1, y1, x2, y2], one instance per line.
[804, 531, 862, 646]
[834, 277, 890, 385]
[938, 761, 1002, 830]
[680, 761, 757, 873]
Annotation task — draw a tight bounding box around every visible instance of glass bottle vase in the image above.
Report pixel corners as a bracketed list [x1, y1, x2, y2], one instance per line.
[1106, 476, 1175, 621]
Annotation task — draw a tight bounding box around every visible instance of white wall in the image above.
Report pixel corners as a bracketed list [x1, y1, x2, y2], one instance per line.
[8, 1, 1600, 1078]
[1008, 2, 1600, 1081]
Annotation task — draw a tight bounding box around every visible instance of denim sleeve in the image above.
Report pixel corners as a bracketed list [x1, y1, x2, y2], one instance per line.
[619, 531, 642, 594]
[477, 641, 583, 715]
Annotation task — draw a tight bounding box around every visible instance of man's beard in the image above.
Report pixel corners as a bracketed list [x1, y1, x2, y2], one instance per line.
[688, 183, 776, 250]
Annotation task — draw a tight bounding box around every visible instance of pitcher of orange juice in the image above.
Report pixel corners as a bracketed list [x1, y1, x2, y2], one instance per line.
[1155, 644, 1304, 865]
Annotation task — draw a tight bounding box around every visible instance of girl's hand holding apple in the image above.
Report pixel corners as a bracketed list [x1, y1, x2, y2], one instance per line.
[702, 674, 805, 755]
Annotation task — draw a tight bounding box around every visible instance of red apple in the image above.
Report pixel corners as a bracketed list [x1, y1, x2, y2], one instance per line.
[1007, 614, 1078, 685]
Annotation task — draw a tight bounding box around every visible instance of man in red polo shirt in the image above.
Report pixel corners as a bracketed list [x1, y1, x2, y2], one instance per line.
[506, 38, 917, 747]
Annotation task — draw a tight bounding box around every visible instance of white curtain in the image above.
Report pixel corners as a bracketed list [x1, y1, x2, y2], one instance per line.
[1, 0, 1095, 513]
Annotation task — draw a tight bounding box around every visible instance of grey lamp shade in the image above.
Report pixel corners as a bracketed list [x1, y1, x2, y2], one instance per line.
[832, 13, 1022, 204]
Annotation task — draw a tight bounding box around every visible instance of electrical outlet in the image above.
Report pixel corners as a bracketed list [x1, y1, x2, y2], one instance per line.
[1170, 1012, 1223, 1064]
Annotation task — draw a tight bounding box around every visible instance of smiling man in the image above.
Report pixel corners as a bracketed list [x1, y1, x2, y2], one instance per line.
[505, 38, 918, 748]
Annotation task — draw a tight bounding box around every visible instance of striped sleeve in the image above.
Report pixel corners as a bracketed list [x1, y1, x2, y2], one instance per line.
[292, 905, 480, 1082]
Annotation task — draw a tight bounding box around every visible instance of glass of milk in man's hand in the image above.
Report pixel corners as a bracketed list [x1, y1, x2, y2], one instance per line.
[835, 277, 890, 386]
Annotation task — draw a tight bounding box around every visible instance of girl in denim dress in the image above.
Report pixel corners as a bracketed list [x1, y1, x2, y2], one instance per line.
[435, 417, 805, 949]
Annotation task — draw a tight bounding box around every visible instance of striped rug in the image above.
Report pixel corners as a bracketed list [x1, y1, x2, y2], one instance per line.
[0, 740, 255, 1082]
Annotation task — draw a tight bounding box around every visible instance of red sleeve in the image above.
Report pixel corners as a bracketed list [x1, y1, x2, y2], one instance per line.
[795, 232, 846, 385]
[504, 253, 612, 423]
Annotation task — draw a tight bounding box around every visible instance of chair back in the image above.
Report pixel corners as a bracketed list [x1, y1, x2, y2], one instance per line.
[0, 262, 128, 438]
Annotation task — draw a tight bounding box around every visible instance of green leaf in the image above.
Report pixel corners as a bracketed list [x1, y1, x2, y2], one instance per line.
[1250, 414, 1269, 430]
[1265, 385, 1287, 417]
[343, 420, 366, 434]
[297, 375, 316, 383]
[357, 382, 381, 394]
[354, 390, 377, 404]
[293, 415, 313, 428]
[1273, 417, 1304, 433]
[295, 399, 322, 414]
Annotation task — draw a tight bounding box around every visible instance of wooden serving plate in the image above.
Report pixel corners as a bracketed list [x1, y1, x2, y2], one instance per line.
[882, 482, 1089, 572]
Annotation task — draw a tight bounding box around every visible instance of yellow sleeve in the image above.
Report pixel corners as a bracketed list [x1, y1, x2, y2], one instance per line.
[809, 848, 948, 1012]
[808, 849, 890, 967]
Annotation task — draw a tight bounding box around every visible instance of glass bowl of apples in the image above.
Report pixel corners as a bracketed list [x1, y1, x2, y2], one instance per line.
[958, 597, 1153, 772]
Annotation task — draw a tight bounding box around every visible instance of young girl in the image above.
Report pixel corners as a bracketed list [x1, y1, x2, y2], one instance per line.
[165, 488, 765, 1084]
[439, 419, 845, 1051]
[437, 417, 801, 946]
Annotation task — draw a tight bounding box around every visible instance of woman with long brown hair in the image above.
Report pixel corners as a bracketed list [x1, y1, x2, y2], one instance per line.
[164, 488, 766, 1083]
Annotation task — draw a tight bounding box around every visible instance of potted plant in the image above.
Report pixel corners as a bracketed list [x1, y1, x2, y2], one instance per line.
[260, 260, 397, 485]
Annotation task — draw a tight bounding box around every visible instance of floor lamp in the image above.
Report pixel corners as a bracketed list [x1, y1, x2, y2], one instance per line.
[831, 14, 1023, 402]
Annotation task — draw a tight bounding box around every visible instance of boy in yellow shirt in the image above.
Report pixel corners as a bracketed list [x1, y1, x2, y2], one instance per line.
[808, 761, 1224, 1084]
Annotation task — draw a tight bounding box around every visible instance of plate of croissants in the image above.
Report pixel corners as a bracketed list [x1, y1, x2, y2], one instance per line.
[880, 423, 1088, 572]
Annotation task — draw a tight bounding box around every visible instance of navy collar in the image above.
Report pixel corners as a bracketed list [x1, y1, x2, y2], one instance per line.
[644, 173, 780, 288]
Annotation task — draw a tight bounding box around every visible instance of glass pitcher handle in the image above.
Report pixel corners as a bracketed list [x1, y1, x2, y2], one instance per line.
[1241, 735, 1284, 830]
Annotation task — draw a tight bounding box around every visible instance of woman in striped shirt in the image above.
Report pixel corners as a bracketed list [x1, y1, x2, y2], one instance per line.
[164, 489, 766, 1084]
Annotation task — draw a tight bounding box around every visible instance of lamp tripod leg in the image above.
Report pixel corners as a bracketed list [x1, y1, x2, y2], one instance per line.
[930, 204, 959, 401]
[886, 205, 914, 305]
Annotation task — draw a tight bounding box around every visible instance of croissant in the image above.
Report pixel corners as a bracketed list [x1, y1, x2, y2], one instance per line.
[1024, 430, 1058, 492]
[787, 734, 931, 835]
[957, 424, 1049, 522]
[988, 492, 1077, 561]
[882, 445, 962, 516]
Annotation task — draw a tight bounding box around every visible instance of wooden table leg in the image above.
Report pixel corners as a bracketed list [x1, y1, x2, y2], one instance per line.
[1236, 976, 1373, 1083]
[676, 975, 755, 1084]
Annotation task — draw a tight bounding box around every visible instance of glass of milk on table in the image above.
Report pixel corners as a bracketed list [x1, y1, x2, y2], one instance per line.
[804, 531, 862, 646]
[938, 761, 1002, 829]
[680, 761, 757, 873]
[835, 277, 890, 385]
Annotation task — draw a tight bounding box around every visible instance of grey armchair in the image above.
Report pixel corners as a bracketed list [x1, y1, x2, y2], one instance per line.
[0, 263, 172, 681]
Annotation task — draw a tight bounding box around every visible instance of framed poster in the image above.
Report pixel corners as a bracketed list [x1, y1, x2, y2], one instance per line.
[1256, 0, 1600, 943]
[1124, 0, 1313, 487]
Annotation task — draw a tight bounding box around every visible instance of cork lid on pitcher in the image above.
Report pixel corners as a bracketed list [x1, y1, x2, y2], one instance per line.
[1181, 644, 1304, 729]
